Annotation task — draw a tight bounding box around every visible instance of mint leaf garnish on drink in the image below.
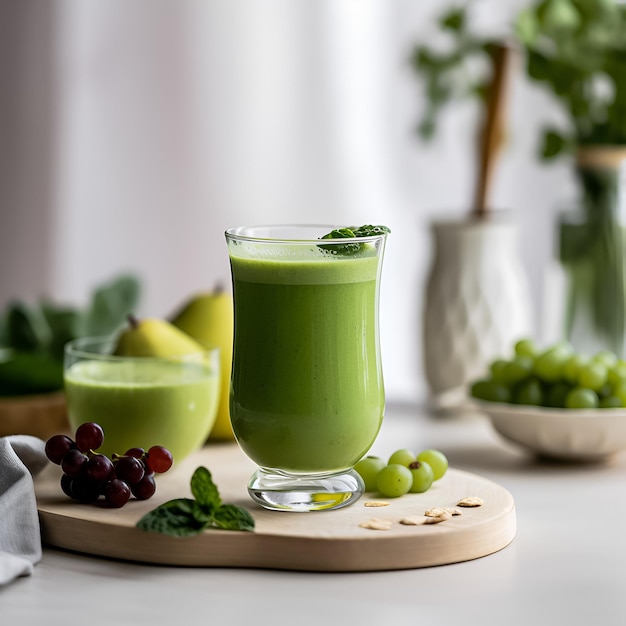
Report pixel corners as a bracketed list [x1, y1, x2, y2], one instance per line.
[318, 224, 390, 255]
[136, 466, 255, 536]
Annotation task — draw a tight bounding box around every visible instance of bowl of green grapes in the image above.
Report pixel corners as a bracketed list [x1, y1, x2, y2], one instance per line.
[470, 339, 626, 462]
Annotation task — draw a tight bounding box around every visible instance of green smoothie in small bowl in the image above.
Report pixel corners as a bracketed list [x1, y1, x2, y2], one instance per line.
[64, 338, 220, 461]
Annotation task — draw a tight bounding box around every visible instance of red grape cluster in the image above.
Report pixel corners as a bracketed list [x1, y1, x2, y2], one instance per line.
[45, 422, 174, 508]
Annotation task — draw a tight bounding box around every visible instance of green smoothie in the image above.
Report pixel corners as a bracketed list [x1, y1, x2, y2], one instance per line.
[229, 245, 385, 473]
[64, 359, 219, 461]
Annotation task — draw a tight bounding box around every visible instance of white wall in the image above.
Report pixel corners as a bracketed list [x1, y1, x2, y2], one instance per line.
[0, 0, 577, 403]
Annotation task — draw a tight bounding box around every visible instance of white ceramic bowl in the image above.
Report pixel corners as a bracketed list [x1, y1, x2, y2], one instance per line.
[473, 400, 626, 462]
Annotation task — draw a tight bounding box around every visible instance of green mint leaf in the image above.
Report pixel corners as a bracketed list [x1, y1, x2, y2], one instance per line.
[190, 466, 221, 509]
[318, 224, 390, 256]
[136, 467, 255, 537]
[350, 224, 391, 237]
[192, 500, 213, 524]
[318, 228, 361, 255]
[212, 504, 255, 532]
[321, 227, 356, 240]
[136, 498, 208, 537]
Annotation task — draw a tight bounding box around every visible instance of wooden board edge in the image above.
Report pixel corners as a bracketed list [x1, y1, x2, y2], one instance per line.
[39, 503, 517, 573]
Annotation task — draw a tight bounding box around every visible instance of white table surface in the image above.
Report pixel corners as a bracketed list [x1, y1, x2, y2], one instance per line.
[3, 401, 625, 626]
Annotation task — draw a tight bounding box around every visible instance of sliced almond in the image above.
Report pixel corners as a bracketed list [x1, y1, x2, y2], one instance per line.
[457, 496, 484, 508]
[359, 518, 392, 531]
[423, 515, 450, 525]
[425, 506, 451, 518]
[364, 501, 390, 508]
[399, 516, 429, 526]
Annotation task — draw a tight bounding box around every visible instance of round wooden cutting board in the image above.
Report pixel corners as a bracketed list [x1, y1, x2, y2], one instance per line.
[35, 444, 516, 572]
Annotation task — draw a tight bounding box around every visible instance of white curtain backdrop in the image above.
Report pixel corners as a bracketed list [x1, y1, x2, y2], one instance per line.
[0, 0, 575, 403]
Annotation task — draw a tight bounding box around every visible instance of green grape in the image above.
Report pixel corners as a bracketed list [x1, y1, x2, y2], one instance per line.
[513, 378, 543, 406]
[387, 448, 415, 467]
[501, 356, 534, 386]
[514, 338, 537, 358]
[354, 456, 386, 492]
[599, 395, 623, 408]
[408, 461, 434, 493]
[562, 354, 587, 385]
[592, 350, 618, 368]
[416, 449, 448, 481]
[545, 382, 571, 408]
[490, 359, 508, 384]
[565, 387, 599, 409]
[607, 360, 626, 387]
[376, 464, 413, 498]
[551, 340, 574, 355]
[533, 347, 569, 383]
[470, 380, 511, 403]
[578, 361, 608, 391]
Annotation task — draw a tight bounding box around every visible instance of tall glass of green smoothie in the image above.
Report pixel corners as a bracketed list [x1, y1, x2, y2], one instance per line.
[225, 224, 388, 512]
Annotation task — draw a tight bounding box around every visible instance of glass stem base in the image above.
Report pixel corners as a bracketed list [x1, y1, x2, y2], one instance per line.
[247, 468, 364, 512]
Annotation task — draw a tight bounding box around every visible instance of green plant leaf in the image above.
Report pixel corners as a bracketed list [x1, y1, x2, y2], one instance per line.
[0, 312, 6, 347]
[0, 351, 64, 396]
[136, 467, 255, 537]
[82, 274, 141, 338]
[543, 0, 581, 34]
[515, 9, 539, 45]
[212, 504, 255, 532]
[4, 303, 53, 353]
[418, 117, 436, 139]
[190, 466, 221, 510]
[136, 499, 208, 537]
[318, 225, 389, 256]
[541, 129, 570, 159]
[318, 228, 361, 255]
[440, 7, 466, 33]
[350, 225, 391, 237]
[40, 303, 83, 361]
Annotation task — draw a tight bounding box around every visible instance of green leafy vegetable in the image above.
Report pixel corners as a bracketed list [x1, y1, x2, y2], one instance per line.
[136, 466, 255, 537]
[318, 224, 390, 255]
[0, 351, 64, 395]
[0, 274, 141, 397]
[81, 275, 141, 338]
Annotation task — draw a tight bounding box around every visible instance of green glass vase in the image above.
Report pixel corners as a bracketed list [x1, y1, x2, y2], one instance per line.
[559, 147, 626, 358]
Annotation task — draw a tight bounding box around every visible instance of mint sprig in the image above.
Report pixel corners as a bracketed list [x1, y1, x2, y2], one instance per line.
[136, 466, 255, 536]
[318, 224, 390, 255]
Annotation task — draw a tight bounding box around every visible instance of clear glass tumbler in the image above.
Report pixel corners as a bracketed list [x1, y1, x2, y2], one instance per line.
[225, 224, 388, 511]
[64, 337, 220, 462]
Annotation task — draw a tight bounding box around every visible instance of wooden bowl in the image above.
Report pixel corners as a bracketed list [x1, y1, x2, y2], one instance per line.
[0, 391, 69, 440]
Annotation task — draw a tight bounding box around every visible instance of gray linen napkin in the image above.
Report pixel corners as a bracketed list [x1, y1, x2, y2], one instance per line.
[0, 435, 48, 585]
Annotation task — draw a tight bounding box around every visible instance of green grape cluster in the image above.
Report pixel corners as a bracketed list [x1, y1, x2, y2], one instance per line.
[470, 338, 626, 409]
[354, 448, 448, 498]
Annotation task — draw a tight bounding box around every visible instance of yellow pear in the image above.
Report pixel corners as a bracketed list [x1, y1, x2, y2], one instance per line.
[170, 284, 234, 440]
[113, 315, 206, 358]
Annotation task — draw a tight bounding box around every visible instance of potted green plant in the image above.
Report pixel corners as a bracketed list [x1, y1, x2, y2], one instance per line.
[413, 0, 626, 368]
[410, 7, 533, 409]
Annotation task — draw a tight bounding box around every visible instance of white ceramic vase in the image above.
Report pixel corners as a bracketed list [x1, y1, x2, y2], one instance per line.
[423, 216, 533, 410]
